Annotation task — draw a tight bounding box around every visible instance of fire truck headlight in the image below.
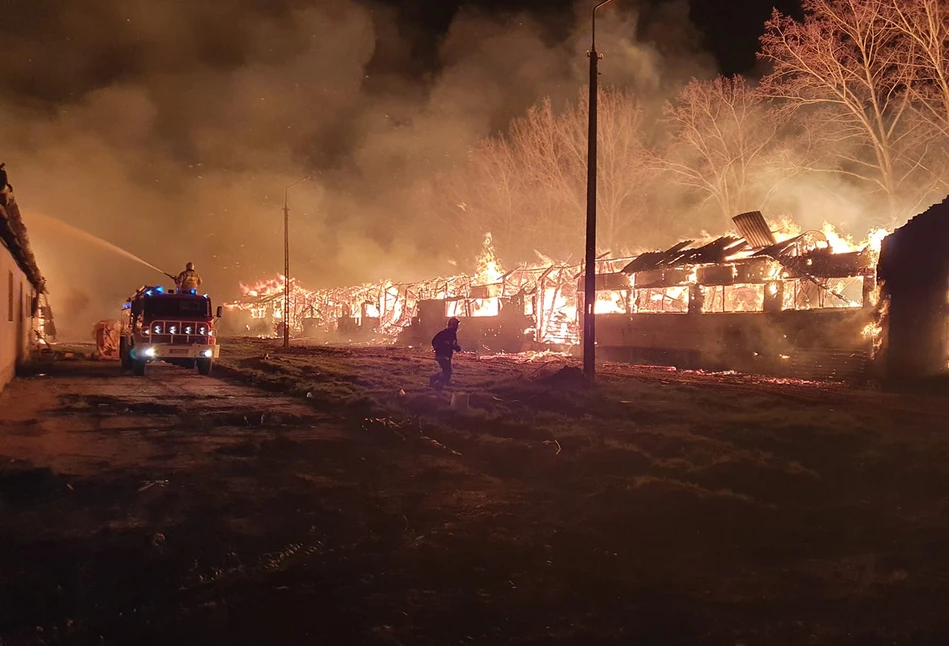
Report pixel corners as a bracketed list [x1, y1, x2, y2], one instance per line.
[143, 347, 156, 358]
[202, 349, 213, 358]
[153, 325, 161, 334]
[198, 325, 207, 335]
[184, 325, 194, 334]
[169, 326, 178, 334]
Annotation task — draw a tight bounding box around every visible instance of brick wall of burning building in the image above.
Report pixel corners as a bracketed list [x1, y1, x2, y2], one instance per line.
[224, 207, 947, 382]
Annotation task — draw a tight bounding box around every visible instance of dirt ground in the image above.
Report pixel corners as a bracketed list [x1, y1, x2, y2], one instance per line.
[3, 340, 949, 645]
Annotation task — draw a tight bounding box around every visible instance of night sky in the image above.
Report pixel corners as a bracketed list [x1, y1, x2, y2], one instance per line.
[380, 0, 805, 76]
[3, 0, 806, 107]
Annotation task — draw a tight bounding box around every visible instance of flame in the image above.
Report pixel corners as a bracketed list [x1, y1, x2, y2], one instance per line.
[475, 232, 505, 285]
[594, 291, 626, 314]
[473, 298, 500, 317]
[228, 217, 893, 346]
[864, 228, 889, 254]
[820, 223, 858, 253]
[701, 284, 766, 313]
[538, 286, 578, 345]
[772, 218, 803, 243]
[861, 320, 882, 341]
[863, 294, 890, 356]
[820, 222, 891, 256]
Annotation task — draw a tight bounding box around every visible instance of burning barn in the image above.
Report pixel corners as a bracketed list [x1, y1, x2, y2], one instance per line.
[586, 212, 879, 379]
[227, 204, 949, 382]
[223, 233, 597, 351]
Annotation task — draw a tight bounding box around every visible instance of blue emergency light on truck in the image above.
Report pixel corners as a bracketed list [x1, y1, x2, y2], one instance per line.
[119, 285, 224, 377]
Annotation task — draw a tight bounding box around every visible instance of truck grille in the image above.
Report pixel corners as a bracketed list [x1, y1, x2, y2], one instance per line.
[147, 334, 210, 344]
[145, 320, 213, 344]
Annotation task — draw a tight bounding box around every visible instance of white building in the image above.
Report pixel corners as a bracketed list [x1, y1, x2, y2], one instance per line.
[0, 170, 44, 393]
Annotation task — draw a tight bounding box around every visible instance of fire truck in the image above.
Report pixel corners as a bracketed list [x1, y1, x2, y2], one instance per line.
[119, 285, 223, 376]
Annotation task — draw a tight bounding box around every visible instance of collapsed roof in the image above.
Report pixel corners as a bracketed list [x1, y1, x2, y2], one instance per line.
[0, 173, 44, 291]
[620, 211, 874, 280]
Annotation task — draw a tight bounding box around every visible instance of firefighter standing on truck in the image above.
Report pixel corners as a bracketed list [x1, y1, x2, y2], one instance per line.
[429, 317, 462, 391]
[176, 262, 202, 292]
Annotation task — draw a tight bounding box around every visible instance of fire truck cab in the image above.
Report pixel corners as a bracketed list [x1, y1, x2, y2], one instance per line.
[120, 286, 223, 376]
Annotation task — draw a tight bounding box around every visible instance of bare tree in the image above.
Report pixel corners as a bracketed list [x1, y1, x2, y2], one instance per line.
[448, 106, 572, 263]
[576, 88, 655, 255]
[507, 97, 586, 256]
[660, 75, 793, 222]
[879, 0, 949, 138]
[758, 0, 939, 223]
[464, 88, 654, 261]
[412, 168, 485, 265]
[464, 138, 529, 256]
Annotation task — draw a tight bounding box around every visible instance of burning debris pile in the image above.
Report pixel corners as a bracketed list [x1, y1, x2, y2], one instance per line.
[224, 213, 893, 373]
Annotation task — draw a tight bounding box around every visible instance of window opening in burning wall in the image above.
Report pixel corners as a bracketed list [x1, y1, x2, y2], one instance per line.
[634, 286, 689, 313]
[702, 284, 766, 313]
[782, 277, 865, 310]
[7, 271, 12, 322]
[470, 297, 499, 317]
[594, 290, 630, 314]
[445, 298, 466, 319]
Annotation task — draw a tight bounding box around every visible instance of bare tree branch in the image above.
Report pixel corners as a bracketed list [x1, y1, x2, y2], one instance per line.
[758, 0, 943, 224]
[659, 75, 794, 222]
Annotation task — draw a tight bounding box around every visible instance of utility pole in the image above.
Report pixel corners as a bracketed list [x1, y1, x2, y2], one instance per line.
[283, 176, 311, 349]
[283, 200, 290, 349]
[583, 0, 617, 383]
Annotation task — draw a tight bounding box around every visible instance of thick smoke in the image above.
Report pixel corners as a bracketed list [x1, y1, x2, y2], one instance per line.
[2, 0, 719, 339]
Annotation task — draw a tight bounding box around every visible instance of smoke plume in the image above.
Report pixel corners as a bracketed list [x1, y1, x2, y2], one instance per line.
[18, 0, 940, 340]
[1, 0, 718, 338]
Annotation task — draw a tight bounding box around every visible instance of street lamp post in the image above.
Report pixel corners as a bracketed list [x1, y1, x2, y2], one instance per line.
[583, 0, 617, 383]
[283, 176, 311, 349]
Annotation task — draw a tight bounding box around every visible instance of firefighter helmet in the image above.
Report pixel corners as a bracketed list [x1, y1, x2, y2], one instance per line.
[186, 262, 194, 271]
[448, 317, 460, 328]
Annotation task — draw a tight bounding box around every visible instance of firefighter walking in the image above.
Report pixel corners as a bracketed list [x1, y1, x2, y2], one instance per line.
[429, 317, 462, 391]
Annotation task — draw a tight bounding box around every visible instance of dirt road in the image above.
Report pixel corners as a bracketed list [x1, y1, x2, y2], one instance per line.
[1, 360, 470, 645]
[3, 356, 949, 645]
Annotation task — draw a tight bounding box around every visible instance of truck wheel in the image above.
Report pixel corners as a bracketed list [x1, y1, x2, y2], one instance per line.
[133, 360, 147, 376]
[197, 359, 212, 376]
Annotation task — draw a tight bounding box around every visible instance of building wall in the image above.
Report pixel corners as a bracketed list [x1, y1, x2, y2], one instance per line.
[0, 242, 33, 393]
[878, 196, 949, 382]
